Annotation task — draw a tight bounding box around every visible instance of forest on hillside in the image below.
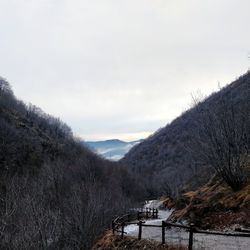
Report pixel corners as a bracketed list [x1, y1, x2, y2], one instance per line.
[0, 78, 145, 249]
[123, 72, 250, 196]
[1, 72, 250, 249]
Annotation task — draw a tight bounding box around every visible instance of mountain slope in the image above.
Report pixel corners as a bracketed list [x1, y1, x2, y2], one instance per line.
[84, 139, 142, 160]
[0, 78, 141, 249]
[122, 72, 250, 196]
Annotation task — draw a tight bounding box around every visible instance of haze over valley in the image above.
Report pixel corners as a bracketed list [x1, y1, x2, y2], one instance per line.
[84, 139, 143, 160]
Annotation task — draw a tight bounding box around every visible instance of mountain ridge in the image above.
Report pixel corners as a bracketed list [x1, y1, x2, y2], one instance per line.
[0, 78, 141, 249]
[122, 71, 250, 196]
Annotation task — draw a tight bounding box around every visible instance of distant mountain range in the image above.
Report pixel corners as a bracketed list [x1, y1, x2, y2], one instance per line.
[84, 139, 143, 160]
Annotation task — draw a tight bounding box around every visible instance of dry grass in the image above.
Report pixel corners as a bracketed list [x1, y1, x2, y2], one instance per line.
[167, 172, 250, 229]
[162, 196, 176, 209]
[92, 231, 186, 250]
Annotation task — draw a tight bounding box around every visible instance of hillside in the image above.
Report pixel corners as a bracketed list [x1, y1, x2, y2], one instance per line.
[84, 139, 142, 161]
[122, 72, 250, 196]
[0, 77, 113, 177]
[0, 78, 143, 250]
[165, 169, 250, 230]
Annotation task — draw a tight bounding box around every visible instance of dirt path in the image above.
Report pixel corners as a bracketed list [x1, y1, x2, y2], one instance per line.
[124, 200, 250, 250]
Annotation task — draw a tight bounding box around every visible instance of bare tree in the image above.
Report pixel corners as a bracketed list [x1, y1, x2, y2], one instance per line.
[190, 94, 250, 191]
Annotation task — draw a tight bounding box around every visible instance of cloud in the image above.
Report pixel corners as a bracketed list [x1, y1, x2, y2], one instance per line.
[0, 0, 249, 140]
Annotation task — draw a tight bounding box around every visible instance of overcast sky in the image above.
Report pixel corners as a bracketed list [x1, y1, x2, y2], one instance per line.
[0, 0, 249, 141]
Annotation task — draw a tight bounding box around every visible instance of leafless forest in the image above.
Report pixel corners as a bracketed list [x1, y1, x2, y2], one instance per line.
[123, 72, 250, 195]
[0, 72, 249, 249]
[0, 78, 145, 249]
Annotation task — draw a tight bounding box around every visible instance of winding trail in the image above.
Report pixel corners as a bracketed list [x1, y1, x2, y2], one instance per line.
[124, 200, 250, 250]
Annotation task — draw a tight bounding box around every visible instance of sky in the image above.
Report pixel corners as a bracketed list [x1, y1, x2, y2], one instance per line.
[0, 0, 249, 141]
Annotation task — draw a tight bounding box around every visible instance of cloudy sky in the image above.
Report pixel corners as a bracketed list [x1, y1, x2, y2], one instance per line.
[0, 0, 249, 141]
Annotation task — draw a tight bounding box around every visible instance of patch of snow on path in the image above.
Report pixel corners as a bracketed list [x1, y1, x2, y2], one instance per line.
[125, 200, 173, 237]
[124, 200, 250, 250]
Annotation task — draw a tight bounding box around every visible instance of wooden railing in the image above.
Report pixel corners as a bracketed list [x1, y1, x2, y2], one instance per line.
[112, 208, 158, 237]
[112, 210, 250, 250]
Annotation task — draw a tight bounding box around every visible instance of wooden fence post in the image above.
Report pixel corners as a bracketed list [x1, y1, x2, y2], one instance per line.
[112, 220, 115, 234]
[188, 224, 194, 250]
[162, 221, 166, 244]
[156, 209, 158, 218]
[137, 211, 140, 220]
[138, 221, 142, 240]
[146, 208, 149, 218]
[121, 222, 125, 238]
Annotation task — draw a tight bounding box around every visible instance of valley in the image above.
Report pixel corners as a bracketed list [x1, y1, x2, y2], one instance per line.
[0, 72, 249, 250]
[84, 139, 142, 160]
